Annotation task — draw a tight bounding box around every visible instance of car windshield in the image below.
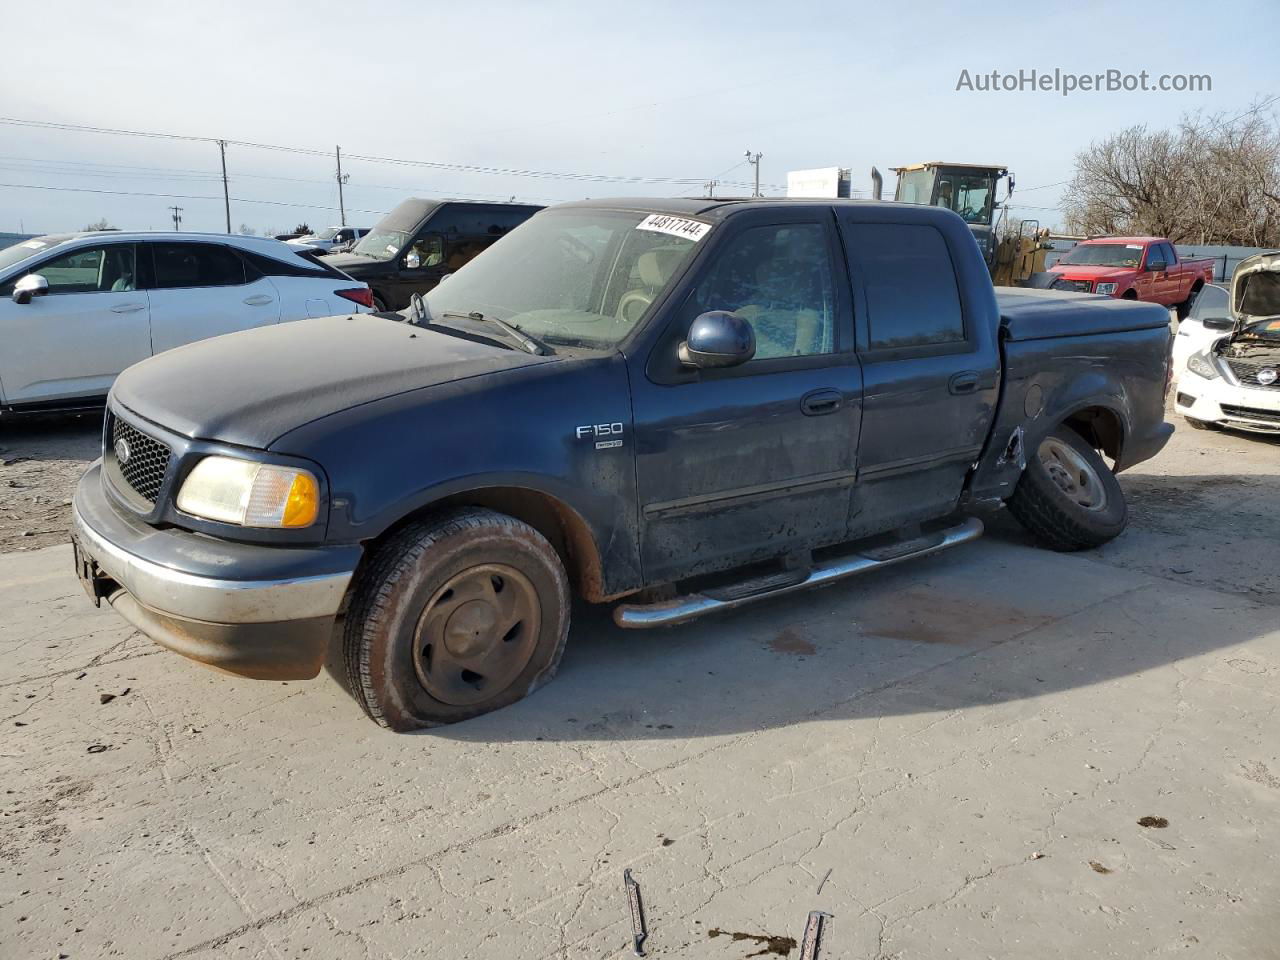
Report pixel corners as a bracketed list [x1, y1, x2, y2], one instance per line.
[1058, 243, 1143, 267]
[314, 227, 341, 241]
[351, 229, 410, 260]
[0, 236, 61, 275]
[421, 209, 707, 348]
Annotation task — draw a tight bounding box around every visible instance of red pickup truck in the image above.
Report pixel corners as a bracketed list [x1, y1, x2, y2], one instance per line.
[1048, 237, 1215, 315]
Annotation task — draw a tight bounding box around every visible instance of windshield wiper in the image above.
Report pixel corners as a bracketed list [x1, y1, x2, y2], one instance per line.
[441, 311, 551, 356]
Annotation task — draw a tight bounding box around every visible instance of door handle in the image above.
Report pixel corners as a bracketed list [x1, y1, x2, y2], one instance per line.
[110, 303, 145, 314]
[801, 388, 843, 416]
[949, 371, 980, 395]
[243, 294, 274, 306]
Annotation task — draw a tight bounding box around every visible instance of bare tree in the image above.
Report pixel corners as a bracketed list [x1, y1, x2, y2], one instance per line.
[1062, 105, 1280, 246]
[83, 218, 115, 231]
[237, 223, 257, 236]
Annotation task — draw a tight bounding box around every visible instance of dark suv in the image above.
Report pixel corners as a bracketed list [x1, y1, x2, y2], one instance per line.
[324, 198, 542, 310]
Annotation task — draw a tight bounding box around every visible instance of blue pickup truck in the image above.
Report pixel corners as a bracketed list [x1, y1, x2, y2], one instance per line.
[71, 198, 1173, 730]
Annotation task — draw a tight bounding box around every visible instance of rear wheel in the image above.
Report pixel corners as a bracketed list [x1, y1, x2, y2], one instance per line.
[371, 293, 388, 312]
[1007, 426, 1127, 551]
[344, 508, 570, 730]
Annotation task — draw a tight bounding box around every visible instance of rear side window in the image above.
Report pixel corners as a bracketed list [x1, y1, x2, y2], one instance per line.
[841, 222, 964, 349]
[151, 242, 246, 289]
[428, 206, 537, 238]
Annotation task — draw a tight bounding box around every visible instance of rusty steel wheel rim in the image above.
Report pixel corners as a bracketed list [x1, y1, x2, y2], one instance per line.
[412, 563, 542, 706]
[1038, 436, 1108, 512]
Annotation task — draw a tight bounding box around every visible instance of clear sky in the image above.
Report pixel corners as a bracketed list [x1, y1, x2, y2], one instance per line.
[1, 0, 1275, 235]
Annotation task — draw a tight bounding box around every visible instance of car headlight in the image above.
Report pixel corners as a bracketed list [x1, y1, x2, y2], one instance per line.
[176, 456, 319, 527]
[1095, 282, 1118, 295]
[1185, 350, 1220, 381]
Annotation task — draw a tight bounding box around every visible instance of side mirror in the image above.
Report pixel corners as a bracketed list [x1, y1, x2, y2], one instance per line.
[1146, 260, 1167, 273]
[12, 274, 49, 305]
[404, 250, 421, 270]
[1202, 316, 1233, 331]
[678, 311, 755, 369]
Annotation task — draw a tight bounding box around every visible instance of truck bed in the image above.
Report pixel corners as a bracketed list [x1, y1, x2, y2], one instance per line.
[996, 288, 1172, 340]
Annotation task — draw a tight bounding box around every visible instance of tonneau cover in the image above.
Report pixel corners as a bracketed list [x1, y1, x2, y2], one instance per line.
[996, 287, 1171, 341]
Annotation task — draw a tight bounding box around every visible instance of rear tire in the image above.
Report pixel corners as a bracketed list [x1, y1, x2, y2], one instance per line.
[1007, 426, 1128, 551]
[371, 294, 388, 312]
[344, 508, 571, 731]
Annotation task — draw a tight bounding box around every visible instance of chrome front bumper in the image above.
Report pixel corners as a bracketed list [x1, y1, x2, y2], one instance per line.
[72, 462, 361, 679]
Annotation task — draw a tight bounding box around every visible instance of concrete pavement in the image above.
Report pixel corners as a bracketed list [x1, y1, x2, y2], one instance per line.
[2, 519, 1278, 959]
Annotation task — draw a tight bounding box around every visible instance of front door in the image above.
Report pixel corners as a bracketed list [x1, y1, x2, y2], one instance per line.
[835, 212, 1000, 536]
[631, 215, 861, 584]
[146, 241, 281, 354]
[0, 242, 149, 406]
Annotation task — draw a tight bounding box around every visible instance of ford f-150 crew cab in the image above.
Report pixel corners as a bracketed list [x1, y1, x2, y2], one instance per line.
[71, 198, 1174, 730]
[1049, 236, 1214, 315]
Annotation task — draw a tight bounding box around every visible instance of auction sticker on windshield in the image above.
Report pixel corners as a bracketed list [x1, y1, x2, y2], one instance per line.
[637, 214, 711, 242]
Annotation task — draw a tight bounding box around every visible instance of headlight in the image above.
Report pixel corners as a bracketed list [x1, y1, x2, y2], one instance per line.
[1185, 350, 1220, 381]
[1095, 282, 1118, 295]
[176, 456, 319, 528]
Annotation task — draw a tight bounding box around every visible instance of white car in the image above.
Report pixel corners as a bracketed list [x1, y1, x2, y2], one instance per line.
[0, 232, 372, 414]
[1172, 255, 1280, 434]
[286, 226, 370, 255]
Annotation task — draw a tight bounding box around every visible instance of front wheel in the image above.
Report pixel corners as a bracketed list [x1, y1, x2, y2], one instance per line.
[1006, 426, 1128, 551]
[343, 508, 571, 730]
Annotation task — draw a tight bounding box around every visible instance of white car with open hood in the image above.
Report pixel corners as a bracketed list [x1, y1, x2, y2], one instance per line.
[1173, 253, 1280, 434]
[0, 232, 373, 414]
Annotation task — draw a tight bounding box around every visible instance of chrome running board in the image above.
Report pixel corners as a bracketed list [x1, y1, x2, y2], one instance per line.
[613, 517, 984, 628]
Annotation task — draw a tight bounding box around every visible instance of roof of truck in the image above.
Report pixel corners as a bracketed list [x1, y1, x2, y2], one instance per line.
[553, 197, 907, 220]
[1079, 236, 1163, 245]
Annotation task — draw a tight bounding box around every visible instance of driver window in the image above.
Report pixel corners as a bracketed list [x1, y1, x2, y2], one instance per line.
[35, 245, 136, 295]
[691, 223, 835, 360]
[405, 235, 444, 269]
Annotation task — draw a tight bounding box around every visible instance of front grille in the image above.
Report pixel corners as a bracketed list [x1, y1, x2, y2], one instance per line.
[1225, 359, 1280, 389]
[111, 417, 172, 503]
[1219, 404, 1280, 425]
[1051, 278, 1092, 293]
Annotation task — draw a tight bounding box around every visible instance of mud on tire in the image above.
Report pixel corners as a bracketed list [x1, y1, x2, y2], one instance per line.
[1007, 425, 1128, 552]
[343, 507, 571, 731]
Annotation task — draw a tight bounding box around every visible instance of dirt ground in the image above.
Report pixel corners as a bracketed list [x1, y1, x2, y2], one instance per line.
[2, 404, 1278, 959]
[0, 414, 100, 553]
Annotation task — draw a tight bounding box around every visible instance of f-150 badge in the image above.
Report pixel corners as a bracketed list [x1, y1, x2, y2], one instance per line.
[577, 422, 624, 449]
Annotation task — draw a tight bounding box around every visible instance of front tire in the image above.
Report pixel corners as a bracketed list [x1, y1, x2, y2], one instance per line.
[1007, 426, 1128, 551]
[371, 294, 388, 312]
[344, 508, 570, 731]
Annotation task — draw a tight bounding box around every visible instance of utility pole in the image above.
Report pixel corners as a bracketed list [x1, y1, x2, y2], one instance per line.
[218, 140, 231, 233]
[744, 150, 763, 197]
[703, 179, 718, 198]
[169, 206, 183, 231]
[335, 145, 349, 227]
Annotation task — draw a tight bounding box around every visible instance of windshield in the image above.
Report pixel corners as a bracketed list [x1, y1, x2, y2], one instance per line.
[896, 170, 933, 204]
[313, 227, 341, 241]
[935, 174, 994, 224]
[352, 229, 410, 260]
[0, 236, 61, 275]
[421, 209, 707, 348]
[1058, 243, 1143, 267]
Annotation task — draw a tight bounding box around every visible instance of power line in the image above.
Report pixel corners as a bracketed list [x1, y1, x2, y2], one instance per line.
[0, 115, 738, 188]
[0, 180, 390, 216]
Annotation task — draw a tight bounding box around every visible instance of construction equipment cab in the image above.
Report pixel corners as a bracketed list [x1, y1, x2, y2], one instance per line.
[72, 198, 1173, 730]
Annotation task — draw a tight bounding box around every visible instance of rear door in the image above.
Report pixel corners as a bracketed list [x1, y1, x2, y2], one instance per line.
[146, 241, 282, 354]
[0, 242, 149, 405]
[631, 211, 861, 583]
[835, 210, 999, 537]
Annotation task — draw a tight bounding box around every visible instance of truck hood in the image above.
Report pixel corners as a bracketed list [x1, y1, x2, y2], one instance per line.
[111, 314, 554, 449]
[1231, 252, 1280, 337]
[1048, 264, 1134, 281]
[321, 252, 387, 275]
